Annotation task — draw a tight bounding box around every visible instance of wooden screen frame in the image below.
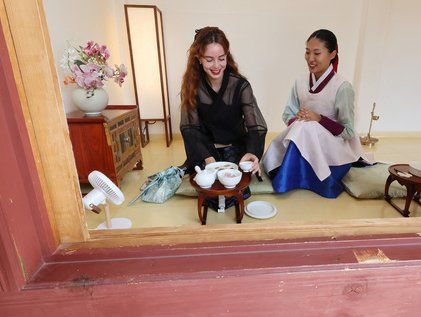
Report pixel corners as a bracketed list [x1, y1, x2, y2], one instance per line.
[124, 4, 173, 147]
[3, 0, 421, 249]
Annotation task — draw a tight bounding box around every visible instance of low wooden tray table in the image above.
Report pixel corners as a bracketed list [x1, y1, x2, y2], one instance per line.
[190, 173, 251, 225]
[385, 164, 421, 217]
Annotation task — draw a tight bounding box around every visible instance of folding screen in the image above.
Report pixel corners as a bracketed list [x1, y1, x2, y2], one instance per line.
[125, 5, 172, 147]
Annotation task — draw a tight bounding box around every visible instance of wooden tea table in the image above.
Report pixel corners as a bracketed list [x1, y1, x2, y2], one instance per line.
[385, 164, 421, 217]
[190, 173, 251, 225]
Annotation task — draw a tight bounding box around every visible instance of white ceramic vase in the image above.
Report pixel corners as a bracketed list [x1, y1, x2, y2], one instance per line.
[72, 88, 109, 116]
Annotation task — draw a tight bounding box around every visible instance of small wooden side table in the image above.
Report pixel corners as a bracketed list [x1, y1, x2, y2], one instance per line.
[385, 164, 421, 217]
[190, 173, 251, 225]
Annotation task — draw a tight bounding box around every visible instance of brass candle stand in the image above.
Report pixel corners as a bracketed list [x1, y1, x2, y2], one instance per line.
[360, 102, 380, 146]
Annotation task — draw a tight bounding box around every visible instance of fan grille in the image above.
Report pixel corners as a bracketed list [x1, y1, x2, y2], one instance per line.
[88, 171, 125, 205]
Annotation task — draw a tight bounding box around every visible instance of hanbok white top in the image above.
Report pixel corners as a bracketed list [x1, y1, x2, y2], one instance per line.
[262, 65, 374, 181]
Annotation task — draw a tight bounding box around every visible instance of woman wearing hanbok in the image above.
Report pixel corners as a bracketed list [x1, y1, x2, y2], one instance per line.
[180, 27, 267, 175]
[262, 29, 372, 198]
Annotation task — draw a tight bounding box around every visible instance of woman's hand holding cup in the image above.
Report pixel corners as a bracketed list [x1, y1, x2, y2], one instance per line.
[240, 153, 260, 174]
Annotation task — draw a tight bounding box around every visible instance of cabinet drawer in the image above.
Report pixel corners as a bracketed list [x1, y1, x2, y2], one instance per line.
[109, 117, 139, 173]
[67, 108, 143, 186]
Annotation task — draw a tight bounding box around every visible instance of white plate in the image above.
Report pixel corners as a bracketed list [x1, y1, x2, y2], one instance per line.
[205, 161, 238, 173]
[245, 201, 277, 219]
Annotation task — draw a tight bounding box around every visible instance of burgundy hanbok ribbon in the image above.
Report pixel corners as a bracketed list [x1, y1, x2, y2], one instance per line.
[309, 67, 335, 94]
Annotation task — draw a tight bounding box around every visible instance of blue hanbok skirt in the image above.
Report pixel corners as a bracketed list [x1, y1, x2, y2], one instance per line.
[270, 142, 351, 198]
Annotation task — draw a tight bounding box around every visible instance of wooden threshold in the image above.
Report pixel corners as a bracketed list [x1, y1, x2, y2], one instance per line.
[27, 233, 421, 289]
[75, 217, 421, 249]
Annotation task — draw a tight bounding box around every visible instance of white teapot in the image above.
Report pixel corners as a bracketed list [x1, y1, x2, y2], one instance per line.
[194, 166, 216, 189]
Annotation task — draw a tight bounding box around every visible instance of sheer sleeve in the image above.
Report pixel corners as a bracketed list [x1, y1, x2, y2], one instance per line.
[240, 81, 267, 158]
[180, 104, 214, 165]
[335, 81, 356, 140]
[282, 81, 300, 126]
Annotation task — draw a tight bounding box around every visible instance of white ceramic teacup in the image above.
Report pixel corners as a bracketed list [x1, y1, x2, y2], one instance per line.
[239, 161, 253, 172]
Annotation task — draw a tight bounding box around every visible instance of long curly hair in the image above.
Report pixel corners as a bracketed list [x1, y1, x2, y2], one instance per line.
[181, 27, 240, 109]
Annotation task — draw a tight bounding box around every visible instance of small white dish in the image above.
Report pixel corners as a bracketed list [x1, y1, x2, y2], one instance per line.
[205, 161, 238, 175]
[245, 201, 277, 219]
[239, 161, 253, 172]
[409, 161, 421, 177]
[217, 169, 242, 189]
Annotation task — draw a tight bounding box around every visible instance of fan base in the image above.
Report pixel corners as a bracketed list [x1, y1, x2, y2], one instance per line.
[95, 218, 132, 230]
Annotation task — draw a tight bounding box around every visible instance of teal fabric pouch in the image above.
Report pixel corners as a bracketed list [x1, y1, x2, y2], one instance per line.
[129, 166, 183, 205]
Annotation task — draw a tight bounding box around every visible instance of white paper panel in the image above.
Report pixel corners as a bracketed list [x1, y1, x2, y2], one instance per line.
[127, 7, 164, 119]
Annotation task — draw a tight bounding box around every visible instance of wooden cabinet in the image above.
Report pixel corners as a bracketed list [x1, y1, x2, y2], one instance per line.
[67, 108, 143, 186]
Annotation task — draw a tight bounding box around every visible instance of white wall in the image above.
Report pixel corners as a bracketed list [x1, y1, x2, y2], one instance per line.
[355, 0, 421, 132]
[43, 0, 421, 134]
[118, 0, 363, 134]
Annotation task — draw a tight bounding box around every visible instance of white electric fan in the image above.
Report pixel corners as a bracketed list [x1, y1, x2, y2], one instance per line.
[82, 171, 132, 229]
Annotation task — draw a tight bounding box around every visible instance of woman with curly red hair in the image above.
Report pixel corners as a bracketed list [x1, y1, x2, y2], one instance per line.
[180, 27, 267, 176]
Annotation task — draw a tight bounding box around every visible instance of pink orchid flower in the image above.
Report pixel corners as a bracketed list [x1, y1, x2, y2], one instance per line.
[99, 45, 110, 60]
[113, 64, 128, 86]
[104, 65, 114, 78]
[119, 64, 128, 77]
[80, 62, 101, 74]
[83, 41, 99, 56]
[65, 41, 128, 90]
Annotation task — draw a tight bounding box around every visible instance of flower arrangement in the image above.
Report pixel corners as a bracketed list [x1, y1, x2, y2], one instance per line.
[61, 41, 127, 94]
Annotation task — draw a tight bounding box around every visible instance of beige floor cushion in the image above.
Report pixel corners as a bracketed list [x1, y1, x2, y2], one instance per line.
[342, 163, 406, 199]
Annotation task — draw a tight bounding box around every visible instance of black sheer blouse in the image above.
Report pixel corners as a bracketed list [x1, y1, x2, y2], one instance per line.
[180, 69, 267, 167]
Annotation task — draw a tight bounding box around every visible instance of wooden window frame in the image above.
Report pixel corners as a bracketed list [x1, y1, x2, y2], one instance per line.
[3, 2, 421, 314]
